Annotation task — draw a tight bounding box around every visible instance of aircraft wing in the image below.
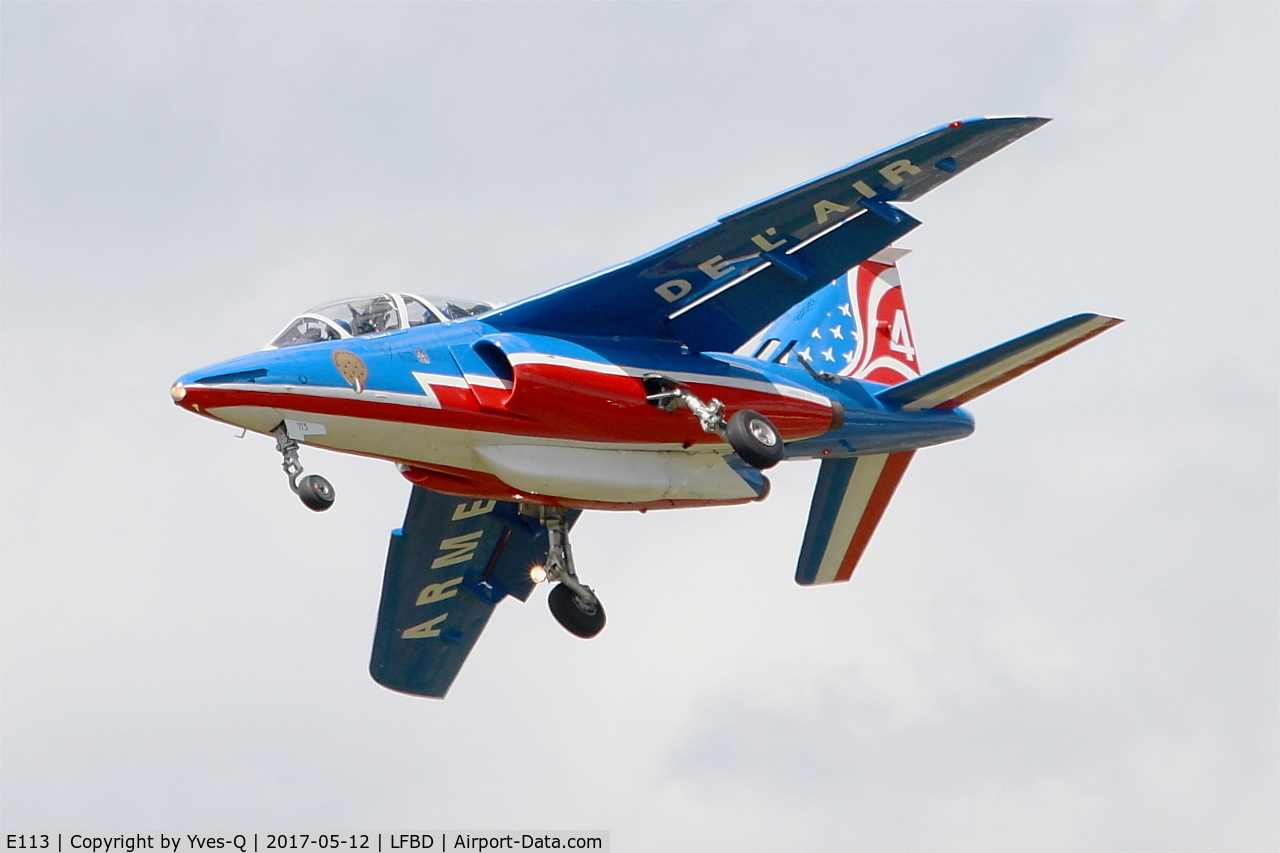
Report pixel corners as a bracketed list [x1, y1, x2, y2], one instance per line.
[484, 117, 1048, 353]
[369, 486, 579, 698]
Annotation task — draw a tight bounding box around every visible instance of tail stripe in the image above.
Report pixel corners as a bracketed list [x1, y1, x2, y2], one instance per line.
[796, 451, 915, 585]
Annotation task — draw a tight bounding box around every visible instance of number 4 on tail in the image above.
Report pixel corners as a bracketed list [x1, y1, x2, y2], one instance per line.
[889, 309, 916, 361]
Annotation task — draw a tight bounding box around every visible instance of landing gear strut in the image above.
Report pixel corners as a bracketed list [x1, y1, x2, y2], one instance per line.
[274, 424, 335, 512]
[526, 506, 605, 638]
[643, 375, 785, 469]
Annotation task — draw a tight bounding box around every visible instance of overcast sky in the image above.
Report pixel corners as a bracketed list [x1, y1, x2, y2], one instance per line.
[2, 3, 1276, 851]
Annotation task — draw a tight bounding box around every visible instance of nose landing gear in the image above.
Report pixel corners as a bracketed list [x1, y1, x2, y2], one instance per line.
[526, 507, 605, 639]
[274, 424, 336, 512]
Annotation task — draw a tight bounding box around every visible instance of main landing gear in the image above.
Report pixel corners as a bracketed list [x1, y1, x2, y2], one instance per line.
[526, 506, 605, 639]
[642, 375, 785, 469]
[274, 424, 335, 512]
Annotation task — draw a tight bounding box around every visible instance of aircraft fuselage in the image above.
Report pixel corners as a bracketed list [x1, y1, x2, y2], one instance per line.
[173, 319, 973, 510]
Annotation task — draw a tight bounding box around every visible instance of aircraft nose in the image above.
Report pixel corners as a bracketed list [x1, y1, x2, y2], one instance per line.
[169, 354, 268, 412]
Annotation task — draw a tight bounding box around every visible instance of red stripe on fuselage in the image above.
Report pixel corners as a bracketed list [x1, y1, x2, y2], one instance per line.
[182, 364, 835, 445]
[508, 361, 834, 438]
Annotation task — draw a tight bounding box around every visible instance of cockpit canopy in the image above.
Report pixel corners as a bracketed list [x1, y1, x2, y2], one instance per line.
[269, 293, 495, 349]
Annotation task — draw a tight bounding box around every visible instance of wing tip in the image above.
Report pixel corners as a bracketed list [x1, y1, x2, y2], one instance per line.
[1071, 312, 1126, 329]
[369, 668, 451, 699]
[954, 115, 1053, 125]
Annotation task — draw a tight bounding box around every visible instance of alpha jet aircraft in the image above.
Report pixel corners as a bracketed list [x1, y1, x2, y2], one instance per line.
[171, 117, 1120, 697]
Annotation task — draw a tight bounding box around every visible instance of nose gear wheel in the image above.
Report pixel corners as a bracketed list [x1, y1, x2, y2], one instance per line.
[274, 424, 336, 511]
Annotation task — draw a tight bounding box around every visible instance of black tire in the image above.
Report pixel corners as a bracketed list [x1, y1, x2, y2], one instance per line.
[548, 582, 606, 639]
[297, 474, 335, 511]
[726, 410, 784, 469]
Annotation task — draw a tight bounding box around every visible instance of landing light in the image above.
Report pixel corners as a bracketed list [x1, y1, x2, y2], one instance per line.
[529, 565, 547, 584]
[170, 382, 186, 402]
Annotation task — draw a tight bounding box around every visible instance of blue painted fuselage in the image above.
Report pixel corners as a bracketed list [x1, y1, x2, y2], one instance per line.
[177, 316, 973, 462]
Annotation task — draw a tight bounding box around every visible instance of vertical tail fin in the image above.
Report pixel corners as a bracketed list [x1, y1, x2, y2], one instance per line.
[752, 250, 922, 585]
[844, 249, 921, 384]
[744, 247, 921, 386]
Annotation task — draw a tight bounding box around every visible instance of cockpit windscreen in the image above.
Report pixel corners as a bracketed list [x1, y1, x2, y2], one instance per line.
[269, 293, 495, 348]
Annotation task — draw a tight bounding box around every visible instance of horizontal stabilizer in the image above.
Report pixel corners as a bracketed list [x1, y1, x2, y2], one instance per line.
[876, 313, 1122, 411]
[796, 451, 914, 586]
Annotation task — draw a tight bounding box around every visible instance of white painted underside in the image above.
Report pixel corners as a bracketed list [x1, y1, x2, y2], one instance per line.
[476, 444, 757, 502]
[205, 404, 754, 503]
